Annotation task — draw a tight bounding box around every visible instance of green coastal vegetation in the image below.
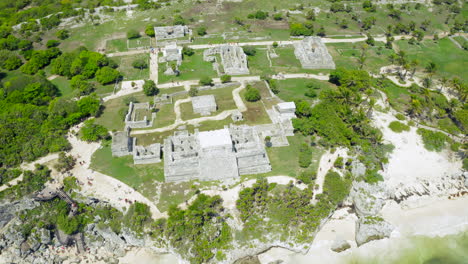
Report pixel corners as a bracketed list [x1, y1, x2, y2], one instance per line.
[0, 0, 466, 263]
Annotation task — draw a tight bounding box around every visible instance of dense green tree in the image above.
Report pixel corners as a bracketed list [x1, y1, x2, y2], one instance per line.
[143, 80, 159, 96]
[80, 119, 109, 142]
[70, 75, 94, 95]
[127, 29, 141, 39]
[244, 85, 261, 102]
[220, 75, 231, 83]
[145, 24, 155, 37]
[95, 66, 121, 84]
[199, 76, 213, 86]
[56, 30, 70, 40]
[132, 58, 148, 69]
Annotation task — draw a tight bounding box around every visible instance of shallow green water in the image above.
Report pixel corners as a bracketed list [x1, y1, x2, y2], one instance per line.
[346, 231, 468, 264]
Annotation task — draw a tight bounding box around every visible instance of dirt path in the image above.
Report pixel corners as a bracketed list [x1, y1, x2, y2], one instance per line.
[0, 153, 60, 193]
[107, 49, 148, 57]
[66, 123, 165, 218]
[312, 148, 347, 201]
[149, 51, 158, 83]
[272, 73, 330, 81]
[174, 97, 192, 122]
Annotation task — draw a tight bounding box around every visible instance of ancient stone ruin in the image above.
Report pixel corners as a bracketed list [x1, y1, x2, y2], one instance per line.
[163, 124, 271, 182]
[133, 142, 161, 164]
[191, 95, 217, 116]
[294, 37, 335, 69]
[124, 102, 155, 129]
[231, 109, 243, 122]
[203, 45, 249, 75]
[159, 43, 182, 65]
[154, 25, 190, 40]
[111, 128, 133, 157]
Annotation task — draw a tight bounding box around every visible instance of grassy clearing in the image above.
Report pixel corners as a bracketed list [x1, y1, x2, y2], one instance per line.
[51, 76, 74, 99]
[90, 141, 164, 192]
[158, 50, 217, 83]
[270, 45, 304, 73]
[275, 78, 336, 102]
[153, 103, 176, 128]
[106, 38, 127, 53]
[180, 86, 239, 120]
[396, 38, 468, 82]
[156, 182, 196, 212]
[376, 79, 412, 112]
[128, 37, 152, 49]
[95, 92, 153, 131]
[113, 53, 150, 81]
[242, 134, 324, 179]
[247, 48, 275, 76]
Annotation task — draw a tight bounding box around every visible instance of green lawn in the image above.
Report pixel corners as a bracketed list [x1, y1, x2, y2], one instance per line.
[113, 53, 150, 81]
[152, 103, 176, 128]
[158, 50, 217, 83]
[51, 76, 74, 99]
[95, 92, 153, 131]
[247, 48, 275, 76]
[128, 37, 152, 49]
[275, 78, 336, 102]
[395, 38, 468, 82]
[242, 134, 324, 179]
[271, 45, 303, 73]
[180, 86, 238, 120]
[156, 182, 197, 212]
[90, 141, 165, 192]
[106, 38, 128, 53]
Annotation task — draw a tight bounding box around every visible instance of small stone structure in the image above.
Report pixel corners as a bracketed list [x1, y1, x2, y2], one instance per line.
[133, 141, 161, 164]
[231, 109, 243, 122]
[154, 25, 190, 40]
[294, 37, 335, 69]
[255, 102, 296, 147]
[276, 102, 297, 120]
[111, 128, 133, 157]
[125, 102, 154, 129]
[203, 45, 249, 75]
[163, 124, 271, 182]
[159, 43, 182, 65]
[192, 95, 217, 116]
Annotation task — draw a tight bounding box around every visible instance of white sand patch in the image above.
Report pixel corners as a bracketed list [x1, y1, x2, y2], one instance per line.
[258, 196, 468, 264]
[119, 248, 179, 264]
[372, 110, 461, 199]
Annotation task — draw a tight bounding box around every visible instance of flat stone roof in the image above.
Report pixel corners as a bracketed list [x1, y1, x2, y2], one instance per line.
[192, 95, 216, 108]
[277, 102, 296, 110]
[198, 128, 232, 149]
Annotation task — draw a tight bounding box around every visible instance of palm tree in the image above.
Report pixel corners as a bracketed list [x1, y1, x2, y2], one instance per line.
[425, 62, 437, 77]
[410, 59, 419, 78]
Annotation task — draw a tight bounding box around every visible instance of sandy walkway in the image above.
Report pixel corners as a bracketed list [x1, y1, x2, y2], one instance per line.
[103, 80, 144, 102]
[312, 148, 347, 201]
[66, 124, 165, 218]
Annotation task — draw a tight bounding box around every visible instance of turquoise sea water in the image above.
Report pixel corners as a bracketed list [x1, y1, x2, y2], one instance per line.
[345, 231, 468, 264]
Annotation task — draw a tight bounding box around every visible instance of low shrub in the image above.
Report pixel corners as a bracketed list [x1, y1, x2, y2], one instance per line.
[388, 121, 410, 133]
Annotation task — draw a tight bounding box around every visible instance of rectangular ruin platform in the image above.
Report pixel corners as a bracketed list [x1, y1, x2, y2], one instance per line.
[154, 25, 190, 40]
[163, 125, 271, 182]
[192, 95, 217, 116]
[294, 37, 335, 69]
[203, 45, 249, 75]
[111, 129, 133, 157]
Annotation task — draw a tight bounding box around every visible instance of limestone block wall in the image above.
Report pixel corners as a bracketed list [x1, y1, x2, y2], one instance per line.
[124, 102, 153, 129]
[294, 37, 336, 69]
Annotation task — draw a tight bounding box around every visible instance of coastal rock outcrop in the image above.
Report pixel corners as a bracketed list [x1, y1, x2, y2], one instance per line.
[355, 216, 393, 246]
[331, 239, 351, 252]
